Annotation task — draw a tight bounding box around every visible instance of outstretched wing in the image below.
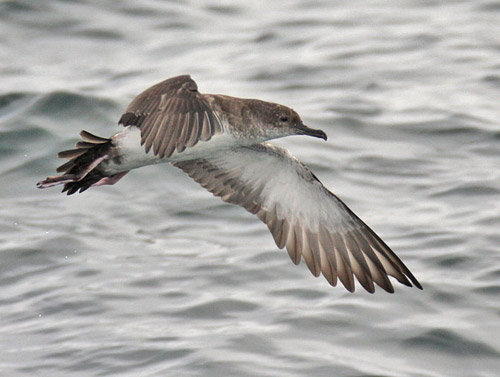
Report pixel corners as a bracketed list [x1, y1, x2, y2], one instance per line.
[173, 143, 422, 293]
[119, 75, 223, 158]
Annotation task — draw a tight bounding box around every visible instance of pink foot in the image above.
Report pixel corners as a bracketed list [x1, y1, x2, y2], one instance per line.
[92, 171, 129, 187]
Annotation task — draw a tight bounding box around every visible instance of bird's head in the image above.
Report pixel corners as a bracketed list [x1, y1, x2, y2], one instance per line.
[271, 105, 327, 141]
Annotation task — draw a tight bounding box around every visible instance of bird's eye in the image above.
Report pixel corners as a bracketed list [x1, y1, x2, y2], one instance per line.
[280, 116, 288, 122]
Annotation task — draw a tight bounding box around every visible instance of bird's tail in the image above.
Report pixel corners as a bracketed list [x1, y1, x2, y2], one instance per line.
[37, 130, 127, 195]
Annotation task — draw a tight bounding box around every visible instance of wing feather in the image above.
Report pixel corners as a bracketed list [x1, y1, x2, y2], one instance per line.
[119, 75, 223, 158]
[286, 225, 301, 265]
[172, 143, 422, 293]
[185, 112, 200, 148]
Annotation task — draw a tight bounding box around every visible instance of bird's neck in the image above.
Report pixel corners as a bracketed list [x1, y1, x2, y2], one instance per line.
[206, 94, 282, 143]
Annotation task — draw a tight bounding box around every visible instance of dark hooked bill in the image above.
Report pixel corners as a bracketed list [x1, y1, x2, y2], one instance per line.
[295, 124, 328, 141]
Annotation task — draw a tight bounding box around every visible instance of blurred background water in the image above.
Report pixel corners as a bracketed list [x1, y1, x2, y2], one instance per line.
[1, 0, 500, 376]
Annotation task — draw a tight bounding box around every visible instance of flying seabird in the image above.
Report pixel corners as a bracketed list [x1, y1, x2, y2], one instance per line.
[37, 75, 422, 293]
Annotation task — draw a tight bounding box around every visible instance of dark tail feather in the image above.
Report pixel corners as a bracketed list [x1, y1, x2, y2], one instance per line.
[37, 130, 112, 195]
[80, 130, 109, 144]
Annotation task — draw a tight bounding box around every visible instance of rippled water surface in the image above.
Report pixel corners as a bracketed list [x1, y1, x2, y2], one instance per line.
[1, 1, 500, 376]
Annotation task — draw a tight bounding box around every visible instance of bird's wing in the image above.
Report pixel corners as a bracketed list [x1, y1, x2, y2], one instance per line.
[173, 143, 422, 293]
[119, 75, 223, 158]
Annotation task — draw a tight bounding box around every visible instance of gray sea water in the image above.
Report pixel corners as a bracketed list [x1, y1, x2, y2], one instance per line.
[1, 1, 500, 376]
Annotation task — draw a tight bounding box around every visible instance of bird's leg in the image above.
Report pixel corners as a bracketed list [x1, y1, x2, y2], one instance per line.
[91, 171, 129, 187]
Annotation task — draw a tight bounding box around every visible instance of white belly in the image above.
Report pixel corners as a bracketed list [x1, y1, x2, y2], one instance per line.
[106, 126, 239, 173]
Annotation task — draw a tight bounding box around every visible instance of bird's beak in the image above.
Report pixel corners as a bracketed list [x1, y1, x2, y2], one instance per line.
[294, 123, 328, 141]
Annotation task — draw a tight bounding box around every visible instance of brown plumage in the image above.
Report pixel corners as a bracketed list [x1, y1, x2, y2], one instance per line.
[118, 75, 223, 158]
[37, 75, 422, 293]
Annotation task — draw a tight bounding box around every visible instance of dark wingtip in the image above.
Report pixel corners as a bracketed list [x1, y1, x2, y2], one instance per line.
[396, 274, 423, 291]
[402, 269, 423, 290]
[413, 280, 424, 290]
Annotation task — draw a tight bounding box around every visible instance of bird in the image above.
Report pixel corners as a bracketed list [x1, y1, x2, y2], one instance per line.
[37, 74, 422, 293]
